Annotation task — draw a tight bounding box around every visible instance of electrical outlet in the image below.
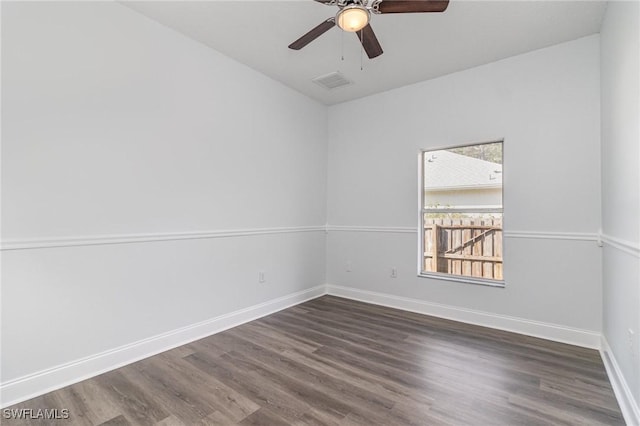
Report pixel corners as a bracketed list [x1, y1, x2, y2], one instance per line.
[391, 267, 397, 278]
[346, 261, 352, 272]
[259, 271, 265, 283]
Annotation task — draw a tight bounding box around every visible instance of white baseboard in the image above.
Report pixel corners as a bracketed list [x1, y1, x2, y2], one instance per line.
[601, 337, 640, 426]
[326, 284, 602, 349]
[0, 285, 327, 408]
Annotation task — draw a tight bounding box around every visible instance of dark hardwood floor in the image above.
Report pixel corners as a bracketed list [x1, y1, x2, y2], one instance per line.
[4, 296, 624, 425]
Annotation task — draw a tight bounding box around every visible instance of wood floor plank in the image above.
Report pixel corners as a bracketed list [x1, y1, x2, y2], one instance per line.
[154, 354, 261, 422]
[280, 347, 435, 408]
[192, 411, 233, 426]
[152, 415, 186, 426]
[97, 415, 131, 426]
[184, 350, 314, 423]
[507, 390, 622, 426]
[93, 371, 169, 426]
[218, 330, 398, 411]
[236, 407, 291, 426]
[3, 296, 624, 425]
[234, 321, 323, 354]
[118, 363, 216, 424]
[64, 380, 124, 425]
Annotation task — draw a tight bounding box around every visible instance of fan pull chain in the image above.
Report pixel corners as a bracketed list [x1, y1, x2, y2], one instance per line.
[360, 29, 364, 71]
[341, 29, 344, 61]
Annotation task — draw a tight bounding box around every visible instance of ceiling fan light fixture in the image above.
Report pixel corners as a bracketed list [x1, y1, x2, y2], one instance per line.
[336, 5, 370, 32]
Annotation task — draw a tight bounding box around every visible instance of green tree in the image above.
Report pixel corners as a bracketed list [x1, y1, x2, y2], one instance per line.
[449, 142, 502, 164]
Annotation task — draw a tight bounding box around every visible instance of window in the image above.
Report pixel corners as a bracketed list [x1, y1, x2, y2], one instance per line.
[419, 141, 504, 286]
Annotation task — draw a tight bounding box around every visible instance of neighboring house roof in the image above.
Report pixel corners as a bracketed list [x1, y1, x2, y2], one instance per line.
[424, 150, 502, 190]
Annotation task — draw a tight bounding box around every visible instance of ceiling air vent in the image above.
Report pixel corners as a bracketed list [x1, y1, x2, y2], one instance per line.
[312, 71, 352, 90]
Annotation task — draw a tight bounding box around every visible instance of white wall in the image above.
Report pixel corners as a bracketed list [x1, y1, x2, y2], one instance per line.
[600, 0, 640, 420]
[327, 36, 602, 337]
[1, 0, 327, 400]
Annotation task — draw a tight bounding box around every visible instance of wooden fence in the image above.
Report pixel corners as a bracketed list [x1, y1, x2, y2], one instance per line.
[424, 218, 503, 280]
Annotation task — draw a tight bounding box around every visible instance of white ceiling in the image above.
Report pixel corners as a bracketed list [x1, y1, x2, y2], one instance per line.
[123, 0, 606, 105]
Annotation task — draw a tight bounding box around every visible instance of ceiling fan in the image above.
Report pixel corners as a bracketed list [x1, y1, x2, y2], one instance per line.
[288, 0, 450, 59]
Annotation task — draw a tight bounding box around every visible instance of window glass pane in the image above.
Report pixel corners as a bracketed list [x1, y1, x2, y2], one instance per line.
[423, 142, 503, 210]
[421, 141, 503, 283]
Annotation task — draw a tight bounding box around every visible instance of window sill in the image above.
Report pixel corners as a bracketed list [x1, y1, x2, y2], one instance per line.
[418, 272, 505, 288]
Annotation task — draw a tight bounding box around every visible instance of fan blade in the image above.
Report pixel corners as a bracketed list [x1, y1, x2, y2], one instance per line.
[288, 18, 335, 50]
[313, 0, 336, 4]
[356, 24, 383, 59]
[377, 0, 449, 14]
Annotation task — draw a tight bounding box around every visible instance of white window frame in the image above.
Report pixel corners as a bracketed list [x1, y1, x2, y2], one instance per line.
[417, 140, 505, 288]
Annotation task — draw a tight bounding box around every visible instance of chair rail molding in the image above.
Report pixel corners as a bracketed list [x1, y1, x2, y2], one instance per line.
[599, 233, 640, 257]
[326, 225, 600, 242]
[0, 226, 326, 251]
